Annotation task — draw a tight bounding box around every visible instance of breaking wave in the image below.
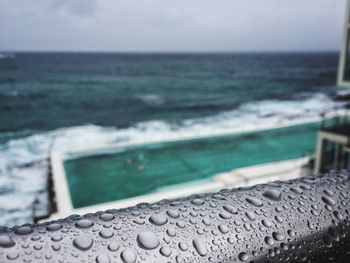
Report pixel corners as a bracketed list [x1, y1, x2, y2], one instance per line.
[136, 94, 165, 106]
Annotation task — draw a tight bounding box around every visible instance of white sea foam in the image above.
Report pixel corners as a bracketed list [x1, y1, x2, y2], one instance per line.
[136, 94, 165, 106]
[0, 93, 345, 226]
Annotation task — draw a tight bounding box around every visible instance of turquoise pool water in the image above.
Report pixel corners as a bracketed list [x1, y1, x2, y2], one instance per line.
[64, 122, 320, 208]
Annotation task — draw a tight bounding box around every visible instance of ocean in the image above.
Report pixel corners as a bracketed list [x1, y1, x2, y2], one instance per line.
[0, 52, 347, 226]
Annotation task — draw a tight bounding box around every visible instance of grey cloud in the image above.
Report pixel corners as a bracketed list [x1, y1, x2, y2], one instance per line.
[49, 0, 98, 16]
[0, 0, 346, 52]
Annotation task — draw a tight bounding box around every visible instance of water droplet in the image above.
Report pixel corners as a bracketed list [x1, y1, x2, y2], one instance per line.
[31, 235, 40, 241]
[307, 220, 314, 230]
[262, 219, 272, 228]
[170, 201, 182, 207]
[219, 211, 232, 219]
[238, 252, 248, 261]
[176, 221, 185, 228]
[223, 205, 238, 214]
[51, 234, 63, 242]
[137, 231, 160, 249]
[96, 255, 111, 263]
[213, 194, 226, 200]
[73, 234, 93, 251]
[108, 242, 120, 252]
[287, 230, 296, 237]
[52, 244, 61, 251]
[290, 187, 303, 194]
[160, 246, 172, 257]
[75, 219, 94, 229]
[333, 211, 343, 221]
[281, 242, 288, 251]
[166, 228, 176, 237]
[167, 210, 180, 218]
[202, 219, 211, 226]
[246, 197, 263, 207]
[100, 213, 114, 221]
[193, 238, 207, 256]
[46, 223, 62, 232]
[323, 189, 334, 197]
[15, 226, 33, 235]
[218, 224, 229, 234]
[265, 236, 274, 246]
[243, 223, 251, 231]
[245, 211, 255, 221]
[133, 219, 145, 225]
[322, 196, 336, 207]
[327, 226, 339, 242]
[302, 178, 315, 184]
[34, 244, 42, 250]
[191, 198, 204, 206]
[99, 229, 114, 239]
[275, 215, 283, 223]
[300, 253, 307, 261]
[263, 190, 282, 201]
[121, 249, 137, 263]
[0, 236, 15, 248]
[272, 232, 284, 241]
[149, 214, 168, 226]
[6, 251, 19, 260]
[179, 242, 188, 251]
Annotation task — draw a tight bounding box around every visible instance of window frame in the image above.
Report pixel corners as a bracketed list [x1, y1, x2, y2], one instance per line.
[337, 0, 350, 88]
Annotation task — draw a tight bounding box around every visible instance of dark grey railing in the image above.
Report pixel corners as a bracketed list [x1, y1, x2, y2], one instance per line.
[1, 171, 350, 262]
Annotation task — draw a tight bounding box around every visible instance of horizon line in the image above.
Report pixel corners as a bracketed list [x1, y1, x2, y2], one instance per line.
[0, 49, 340, 54]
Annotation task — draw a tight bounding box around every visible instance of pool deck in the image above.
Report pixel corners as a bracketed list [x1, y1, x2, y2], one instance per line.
[48, 115, 328, 220]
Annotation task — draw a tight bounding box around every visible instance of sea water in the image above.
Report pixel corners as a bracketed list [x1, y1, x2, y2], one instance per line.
[0, 52, 347, 226]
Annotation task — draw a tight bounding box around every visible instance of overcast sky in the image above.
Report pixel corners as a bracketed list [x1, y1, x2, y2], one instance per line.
[0, 0, 347, 52]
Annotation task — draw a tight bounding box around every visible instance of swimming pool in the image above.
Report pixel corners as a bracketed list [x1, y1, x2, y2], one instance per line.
[63, 122, 320, 208]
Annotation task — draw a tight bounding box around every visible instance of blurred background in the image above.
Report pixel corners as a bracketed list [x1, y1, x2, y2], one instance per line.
[0, 0, 349, 227]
